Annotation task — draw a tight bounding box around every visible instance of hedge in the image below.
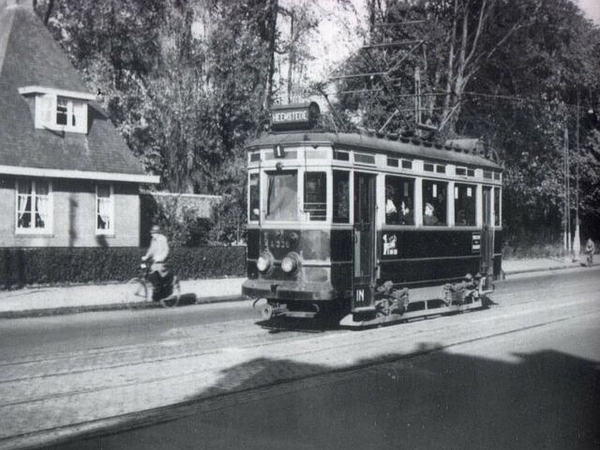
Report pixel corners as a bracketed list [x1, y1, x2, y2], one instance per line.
[0, 246, 246, 289]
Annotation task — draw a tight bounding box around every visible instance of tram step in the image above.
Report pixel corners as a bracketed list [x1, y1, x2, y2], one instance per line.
[352, 306, 377, 313]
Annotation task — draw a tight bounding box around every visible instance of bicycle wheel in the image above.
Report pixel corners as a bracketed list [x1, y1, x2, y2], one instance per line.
[160, 276, 181, 308]
[124, 278, 149, 309]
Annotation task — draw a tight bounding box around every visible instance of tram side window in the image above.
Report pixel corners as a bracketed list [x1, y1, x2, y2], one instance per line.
[249, 173, 260, 221]
[304, 172, 327, 221]
[454, 183, 476, 226]
[266, 171, 298, 221]
[422, 180, 447, 226]
[385, 175, 414, 225]
[333, 170, 350, 223]
[494, 187, 501, 226]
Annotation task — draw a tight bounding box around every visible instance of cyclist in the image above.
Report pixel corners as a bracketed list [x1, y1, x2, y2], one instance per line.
[142, 225, 173, 301]
[585, 238, 595, 267]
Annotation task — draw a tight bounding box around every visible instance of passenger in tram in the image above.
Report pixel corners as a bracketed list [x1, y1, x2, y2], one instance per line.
[456, 209, 467, 225]
[386, 189, 399, 224]
[400, 198, 414, 225]
[424, 202, 439, 225]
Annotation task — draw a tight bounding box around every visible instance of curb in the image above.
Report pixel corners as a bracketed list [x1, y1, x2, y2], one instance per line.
[0, 295, 246, 319]
[503, 263, 593, 277]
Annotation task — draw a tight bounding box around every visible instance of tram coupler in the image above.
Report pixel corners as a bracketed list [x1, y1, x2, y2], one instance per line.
[259, 303, 288, 321]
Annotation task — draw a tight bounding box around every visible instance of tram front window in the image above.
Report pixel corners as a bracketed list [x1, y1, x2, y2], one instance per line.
[494, 187, 501, 226]
[249, 173, 260, 221]
[266, 171, 298, 221]
[422, 180, 447, 226]
[304, 172, 327, 221]
[333, 170, 350, 223]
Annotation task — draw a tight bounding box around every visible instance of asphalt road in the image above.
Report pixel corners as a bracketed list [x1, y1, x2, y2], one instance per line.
[1, 268, 599, 449]
[49, 310, 600, 450]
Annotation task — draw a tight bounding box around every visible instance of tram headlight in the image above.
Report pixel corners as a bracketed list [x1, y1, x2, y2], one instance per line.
[281, 252, 300, 274]
[257, 252, 273, 273]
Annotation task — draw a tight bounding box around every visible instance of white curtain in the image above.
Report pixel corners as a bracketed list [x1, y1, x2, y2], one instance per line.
[16, 181, 31, 223]
[98, 197, 111, 229]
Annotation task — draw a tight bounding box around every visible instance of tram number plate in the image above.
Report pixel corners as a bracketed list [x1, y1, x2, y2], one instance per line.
[273, 144, 286, 158]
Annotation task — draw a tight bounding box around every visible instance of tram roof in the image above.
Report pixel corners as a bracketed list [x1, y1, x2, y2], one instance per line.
[247, 132, 502, 170]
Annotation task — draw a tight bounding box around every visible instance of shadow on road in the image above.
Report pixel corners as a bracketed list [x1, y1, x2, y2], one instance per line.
[41, 344, 600, 450]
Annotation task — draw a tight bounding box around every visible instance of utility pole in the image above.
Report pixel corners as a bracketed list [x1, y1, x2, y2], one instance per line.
[563, 126, 570, 255]
[573, 93, 581, 260]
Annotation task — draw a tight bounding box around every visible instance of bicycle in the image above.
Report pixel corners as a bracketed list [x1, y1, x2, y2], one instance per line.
[586, 251, 594, 267]
[123, 262, 181, 309]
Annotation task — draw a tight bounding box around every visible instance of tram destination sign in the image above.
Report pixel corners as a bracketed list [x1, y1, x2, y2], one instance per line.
[270, 102, 320, 132]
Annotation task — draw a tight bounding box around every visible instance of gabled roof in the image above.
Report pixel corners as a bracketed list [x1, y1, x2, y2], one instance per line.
[0, 1, 159, 184]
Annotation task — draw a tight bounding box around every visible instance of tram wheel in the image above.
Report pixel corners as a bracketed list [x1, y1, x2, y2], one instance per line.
[261, 304, 275, 321]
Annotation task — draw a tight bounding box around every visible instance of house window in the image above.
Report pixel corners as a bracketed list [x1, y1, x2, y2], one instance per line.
[16, 179, 52, 233]
[36, 94, 88, 133]
[96, 184, 114, 234]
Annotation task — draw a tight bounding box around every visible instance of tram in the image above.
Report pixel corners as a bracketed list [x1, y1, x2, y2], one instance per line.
[242, 102, 502, 327]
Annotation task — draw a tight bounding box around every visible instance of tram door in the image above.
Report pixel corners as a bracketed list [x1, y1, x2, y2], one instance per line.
[481, 187, 494, 280]
[353, 172, 376, 310]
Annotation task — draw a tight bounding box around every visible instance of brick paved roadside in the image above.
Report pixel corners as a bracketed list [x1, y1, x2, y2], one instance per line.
[1, 276, 600, 450]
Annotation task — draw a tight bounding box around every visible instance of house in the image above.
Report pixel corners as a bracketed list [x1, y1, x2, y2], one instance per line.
[0, 0, 159, 248]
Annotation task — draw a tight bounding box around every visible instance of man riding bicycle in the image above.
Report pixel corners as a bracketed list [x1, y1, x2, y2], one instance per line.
[142, 225, 173, 301]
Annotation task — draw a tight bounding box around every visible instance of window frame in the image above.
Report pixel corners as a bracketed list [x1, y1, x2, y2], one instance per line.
[454, 182, 477, 227]
[248, 171, 261, 223]
[303, 171, 328, 222]
[15, 179, 53, 235]
[35, 93, 88, 134]
[265, 169, 299, 222]
[96, 183, 115, 235]
[384, 174, 415, 226]
[421, 179, 448, 227]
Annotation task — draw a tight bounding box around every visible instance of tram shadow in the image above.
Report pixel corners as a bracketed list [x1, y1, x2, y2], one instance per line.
[191, 348, 600, 450]
[256, 316, 340, 333]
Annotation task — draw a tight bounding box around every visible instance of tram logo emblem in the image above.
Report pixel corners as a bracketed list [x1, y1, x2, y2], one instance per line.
[383, 234, 398, 256]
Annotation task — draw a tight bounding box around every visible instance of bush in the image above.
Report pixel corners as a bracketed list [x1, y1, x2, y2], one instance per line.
[0, 246, 246, 289]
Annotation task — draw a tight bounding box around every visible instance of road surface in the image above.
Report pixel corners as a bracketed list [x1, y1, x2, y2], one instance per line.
[0, 268, 598, 449]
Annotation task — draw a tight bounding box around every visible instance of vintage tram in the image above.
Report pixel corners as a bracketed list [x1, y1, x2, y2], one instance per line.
[242, 103, 502, 327]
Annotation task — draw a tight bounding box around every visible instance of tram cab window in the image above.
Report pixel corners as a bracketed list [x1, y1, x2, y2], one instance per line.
[422, 180, 447, 226]
[385, 176, 414, 225]
[266, 171, 298, 221]
[454, 183, 476, 226]
[333, 170, 350, 223]
[304, 172, 327, 221]
[249, 173, 260, 221]
[494, 187, 501, 226]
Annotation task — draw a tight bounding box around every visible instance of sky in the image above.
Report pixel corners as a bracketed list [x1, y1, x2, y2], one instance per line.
[575, 0, 600, 25]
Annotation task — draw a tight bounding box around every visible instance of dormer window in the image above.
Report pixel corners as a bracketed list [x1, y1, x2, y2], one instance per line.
[18, 86, 95, 134]
[54, 97, 86, 130]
